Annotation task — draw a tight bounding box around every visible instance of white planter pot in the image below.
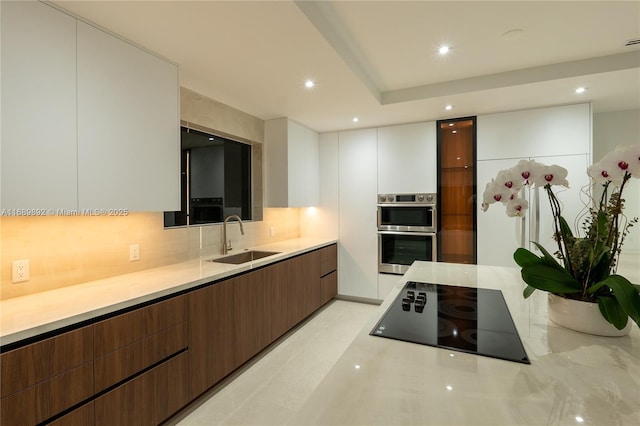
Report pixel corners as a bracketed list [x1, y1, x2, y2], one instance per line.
[548, 294, 633, 337]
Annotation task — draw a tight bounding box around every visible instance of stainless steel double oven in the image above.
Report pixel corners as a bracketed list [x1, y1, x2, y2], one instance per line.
[377, 193, 437, 274]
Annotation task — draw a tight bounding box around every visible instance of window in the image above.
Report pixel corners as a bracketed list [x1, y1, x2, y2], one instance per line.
[164, 126, 252, 227]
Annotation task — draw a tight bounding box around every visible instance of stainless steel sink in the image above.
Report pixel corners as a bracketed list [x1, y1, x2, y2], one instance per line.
[208, 250, 280, 265]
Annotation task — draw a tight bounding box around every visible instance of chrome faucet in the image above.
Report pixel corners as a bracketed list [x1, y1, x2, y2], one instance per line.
[223, 215, 244, 254]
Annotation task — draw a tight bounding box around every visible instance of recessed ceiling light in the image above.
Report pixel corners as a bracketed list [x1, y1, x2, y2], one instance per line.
[445, 105, 453, 110]
[304, 80, 315, 88]
[448, 123, 454, 127]
[452, 130, 457, 134]
[575, 87, 586, 94]
[352, 117, 359, 123]
[208, 137, 214, 141]
[438, 45, 450, 55]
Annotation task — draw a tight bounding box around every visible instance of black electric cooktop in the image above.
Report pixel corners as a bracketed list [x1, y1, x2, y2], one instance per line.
[370, 281, 530, 364]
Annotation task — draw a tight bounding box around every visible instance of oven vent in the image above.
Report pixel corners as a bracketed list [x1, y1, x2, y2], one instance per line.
[624, 38, 640, 47]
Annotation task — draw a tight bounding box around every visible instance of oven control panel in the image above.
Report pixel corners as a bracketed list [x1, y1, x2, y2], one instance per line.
[378, 193, 435, 204]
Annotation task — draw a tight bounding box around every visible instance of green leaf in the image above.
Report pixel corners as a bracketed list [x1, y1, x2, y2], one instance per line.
[558, 215, 574, 239]
[596, 211, 609, 239]
[520, 264, 582, 294]
[588, 250, 612, 284]
[530, 242, 563, 270]
[598, 296, 629, 330]
[523, 285, 536, 299]
[513, 248, 542, 268]
[597, 275, 640, 327]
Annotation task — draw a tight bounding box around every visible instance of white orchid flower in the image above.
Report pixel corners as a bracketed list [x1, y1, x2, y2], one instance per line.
[505, 197, 528, 217]
[481, 179, 511, 211]
[513, 159, 544, 185]
[621, 144, 640, 178]
[597, 147, 630, 187]
[588, 161, 623, 186]
[495, 168, 524, 192]
[532, 164, 569, 188]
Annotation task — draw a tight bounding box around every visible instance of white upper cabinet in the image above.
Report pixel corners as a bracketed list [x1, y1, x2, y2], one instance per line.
[264, 118, 319, 207]
[377, 122, 437, 194]
[1, 1, 78, 210]
[77, 22, 180, 211]
[0, 2, 180, 213]
[477, 103, 591, 161]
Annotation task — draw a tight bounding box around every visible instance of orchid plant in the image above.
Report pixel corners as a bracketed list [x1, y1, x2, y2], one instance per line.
[481, 144, 640, 330]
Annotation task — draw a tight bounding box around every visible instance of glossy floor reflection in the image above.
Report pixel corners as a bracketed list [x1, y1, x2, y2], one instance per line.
[168, 300, 379, 426]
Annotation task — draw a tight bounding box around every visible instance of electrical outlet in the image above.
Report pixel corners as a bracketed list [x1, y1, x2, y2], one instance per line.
[270, 226, 276, 237]
[129, 244, 140, 262]
[12, 259, 30, 283]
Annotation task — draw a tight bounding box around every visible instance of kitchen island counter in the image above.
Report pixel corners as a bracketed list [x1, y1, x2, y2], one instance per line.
[292, 261, 640, 425]
[0, 237, 336, 347]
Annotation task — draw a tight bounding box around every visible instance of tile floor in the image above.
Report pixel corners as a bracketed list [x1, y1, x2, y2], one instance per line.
[167, 300, 379, 426]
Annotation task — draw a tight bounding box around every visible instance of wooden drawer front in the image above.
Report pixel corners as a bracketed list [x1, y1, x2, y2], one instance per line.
[94, 352, 189, 426]
[94, 295, 185, 357]
[1, 363, 94, 426]
[1, 326, 93, 398]
[94, 322, 187, 392]
[320, 271, 338, 305]
[320, 244, 337, 277]
[47, 402, 94, 426]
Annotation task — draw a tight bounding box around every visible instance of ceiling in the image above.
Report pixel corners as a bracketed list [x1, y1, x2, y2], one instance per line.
[50, 0, 640, 133]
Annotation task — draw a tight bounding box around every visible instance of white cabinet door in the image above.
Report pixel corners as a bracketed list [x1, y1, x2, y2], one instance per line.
[1, 1, 77, 210]
[477, 103, 591, 161]
[264, 118, 319, 207]
[377, 122, 437, 194]
[338, 128, 378, 299]
[77, 22, 180, 211]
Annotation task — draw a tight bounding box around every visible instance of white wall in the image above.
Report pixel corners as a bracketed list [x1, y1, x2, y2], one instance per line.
[594, 109, 640, 253]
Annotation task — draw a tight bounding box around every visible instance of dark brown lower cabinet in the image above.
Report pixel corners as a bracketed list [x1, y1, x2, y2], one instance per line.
[47, 402, 95, 426]
[2, 244, 339, 425]
[94, 352, 189, 426]
[234, 268, 272, 365]
[267, 260, 292, 341]
[1, 363, 94, 426]
[320, 271, 338, 305]
[188, 280, 236, 399]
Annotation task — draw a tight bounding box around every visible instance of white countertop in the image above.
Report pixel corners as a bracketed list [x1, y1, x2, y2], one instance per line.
[0, 238, 336, 347]
[292, 261, 640, 426]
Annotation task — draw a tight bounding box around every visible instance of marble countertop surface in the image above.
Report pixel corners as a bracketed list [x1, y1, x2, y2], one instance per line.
[0, 237, 336, 347]
[292, 261, 640, 426]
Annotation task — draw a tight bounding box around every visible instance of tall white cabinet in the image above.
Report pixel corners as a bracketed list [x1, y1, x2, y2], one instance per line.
[1, 1, 180, 212]
[476, 103, 592, 267]
[1, 1, 78, 210]
[338, 128, 379, 299]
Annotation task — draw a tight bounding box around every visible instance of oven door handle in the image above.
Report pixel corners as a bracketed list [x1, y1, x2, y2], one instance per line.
[377, 230, 437, 237]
